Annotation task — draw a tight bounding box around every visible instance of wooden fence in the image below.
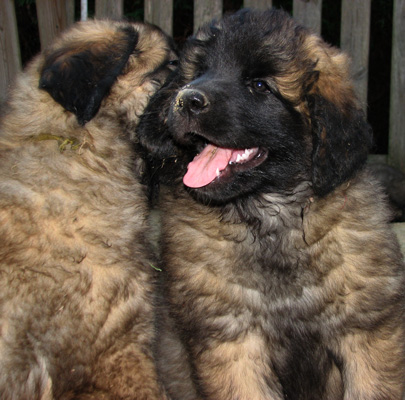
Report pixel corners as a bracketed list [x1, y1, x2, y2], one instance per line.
[0, 0, 404, 172]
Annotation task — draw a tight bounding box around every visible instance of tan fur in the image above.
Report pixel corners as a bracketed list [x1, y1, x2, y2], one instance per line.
[271, 33, 359, 116]
[0, 19, 175, 399]
[157, 173, 405, 399]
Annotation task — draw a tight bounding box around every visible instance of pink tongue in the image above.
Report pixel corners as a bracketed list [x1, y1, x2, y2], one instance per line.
[183, 144, 232, 188]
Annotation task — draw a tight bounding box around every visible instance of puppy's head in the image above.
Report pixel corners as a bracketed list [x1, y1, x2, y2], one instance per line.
[138, 9, 372, 203]
[38, 19, 177, 128]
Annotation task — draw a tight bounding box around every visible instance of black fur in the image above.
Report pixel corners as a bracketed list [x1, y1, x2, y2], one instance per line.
[39, 26, 138, 125]
[308, 94, 372, 196]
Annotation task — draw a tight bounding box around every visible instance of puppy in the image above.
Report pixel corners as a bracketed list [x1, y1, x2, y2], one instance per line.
[0, 19, 176, 399]
[137, 8, 405, 400]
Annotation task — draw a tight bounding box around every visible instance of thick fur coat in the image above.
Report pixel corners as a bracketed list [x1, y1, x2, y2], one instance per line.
[0, 19, 176, 399]
[137, 9, 405, 400]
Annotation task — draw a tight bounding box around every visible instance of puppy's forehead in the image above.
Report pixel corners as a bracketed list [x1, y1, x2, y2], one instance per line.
[189, 9, 307, 77]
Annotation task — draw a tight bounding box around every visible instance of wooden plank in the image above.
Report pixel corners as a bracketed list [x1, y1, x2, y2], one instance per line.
[194, 0, 223, 33]
[36, 0, 71, 50]
[0, 0, 21, 102]
[95, 0, 124, 20]
[243, 0, 272, 10]
[292, 0, 322, 35]
[340, 0, 371, 113]
[144, 0, 173, 35]
[80, 0, 88, 21]
[66, 0, 75, 25]
[389, 0, 405, 173]
[368, 154, 388, 165]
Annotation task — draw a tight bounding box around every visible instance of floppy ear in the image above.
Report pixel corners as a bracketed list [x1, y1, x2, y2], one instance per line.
[304, 35, 373, 197]
[307, 94, 372, 197]
[39, 26, 138, 125]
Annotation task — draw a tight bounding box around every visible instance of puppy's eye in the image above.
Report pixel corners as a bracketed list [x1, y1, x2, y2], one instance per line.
[252, 80, 270, 93]
[167, 59, 179, 71]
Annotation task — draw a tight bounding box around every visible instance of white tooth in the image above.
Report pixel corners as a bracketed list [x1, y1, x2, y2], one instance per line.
[216, 168, 220, 177]
[232, 149, 255, 165]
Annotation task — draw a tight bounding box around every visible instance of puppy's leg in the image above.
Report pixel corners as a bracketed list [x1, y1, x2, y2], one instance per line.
[156, 312, 200, 400]
[195, 333, 283, 400]
[89, 345, 168, 400]
[339, 328, 405, 399]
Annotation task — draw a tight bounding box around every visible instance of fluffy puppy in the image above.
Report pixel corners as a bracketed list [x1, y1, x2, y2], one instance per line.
[0, 19, 176, 399]
[137, 8, 405, 400]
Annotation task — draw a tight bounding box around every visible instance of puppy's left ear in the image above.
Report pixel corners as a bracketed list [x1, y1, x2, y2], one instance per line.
[39, 25, 138, 125]
[305, 35, 373, 197]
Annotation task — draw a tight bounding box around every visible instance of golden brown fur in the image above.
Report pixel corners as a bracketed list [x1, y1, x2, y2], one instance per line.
[0, 19, 176, 399]
[137, 9, 405, 400]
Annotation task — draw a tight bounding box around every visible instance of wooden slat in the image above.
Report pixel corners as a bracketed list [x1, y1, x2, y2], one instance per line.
[36, 0, 72, 50]
[95, 0, 124, 20]
[0, 0, 21, 102]
[389, 0, 405, 173]
[194, 0, 223, 33]
[292, 0, 322, 35]
[243, 0, 272, 10]
[144, 0, 173, 35]
[66, 0, 75, 25]
[340, 0, 371, 112]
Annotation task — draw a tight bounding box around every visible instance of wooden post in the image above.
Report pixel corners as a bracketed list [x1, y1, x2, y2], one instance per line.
[340, 0, 371, 113]
[243, 0, 272, 10]
[389, 0, 405, 172]
[0, 0, 21, 102]
[194, 0, 223, 33]
[293, 0, 322, 35]
[144, 0, 173, 35]
[36, 0, 74, 50]
[95, 0, 124, 19]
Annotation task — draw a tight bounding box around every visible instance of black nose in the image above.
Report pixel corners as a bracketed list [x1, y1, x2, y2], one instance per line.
[176, 88, 209, 114]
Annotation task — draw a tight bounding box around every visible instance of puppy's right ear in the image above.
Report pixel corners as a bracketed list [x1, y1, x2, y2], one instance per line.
[39, 26, 138, 125]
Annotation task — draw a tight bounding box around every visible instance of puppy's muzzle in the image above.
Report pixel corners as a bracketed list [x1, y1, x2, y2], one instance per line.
[175, 88, 210, 115]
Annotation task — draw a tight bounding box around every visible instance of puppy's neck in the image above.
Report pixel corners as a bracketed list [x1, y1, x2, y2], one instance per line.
[221, 181, 313, 236]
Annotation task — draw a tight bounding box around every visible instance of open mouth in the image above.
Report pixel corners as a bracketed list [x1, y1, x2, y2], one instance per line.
[183, 143, 268, 188]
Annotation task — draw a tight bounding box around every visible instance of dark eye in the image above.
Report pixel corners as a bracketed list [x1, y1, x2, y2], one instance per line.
[167, 59, 179, 71]
[252, 80, 270, 93]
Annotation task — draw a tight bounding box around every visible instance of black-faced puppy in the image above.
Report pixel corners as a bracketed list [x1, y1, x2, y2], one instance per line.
[137, 8, 405, 400]
[0, 19, 176, 399]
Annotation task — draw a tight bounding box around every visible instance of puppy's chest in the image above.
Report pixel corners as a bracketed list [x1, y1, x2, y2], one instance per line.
[165, 216, 328, 318]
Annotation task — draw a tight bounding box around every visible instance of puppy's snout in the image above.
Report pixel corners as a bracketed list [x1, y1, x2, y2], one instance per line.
[176, 88, 209, 114]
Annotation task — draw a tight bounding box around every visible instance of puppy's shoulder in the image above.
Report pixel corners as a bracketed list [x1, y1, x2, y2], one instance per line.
[304, 168, 401, 254]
